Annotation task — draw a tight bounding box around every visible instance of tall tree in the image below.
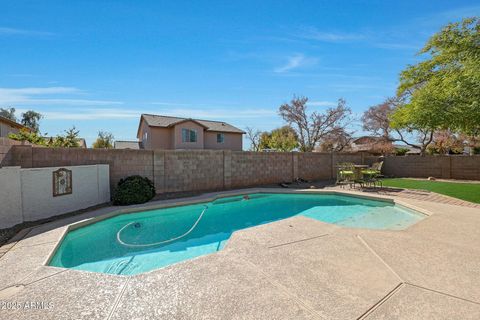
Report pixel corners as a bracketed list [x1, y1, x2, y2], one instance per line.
[0, 107, 16, 121]
[395, 17, 480, 138]
[279, 96, 351, 152]
[92, 131, 115, 149]
[21, 110, 43, 133]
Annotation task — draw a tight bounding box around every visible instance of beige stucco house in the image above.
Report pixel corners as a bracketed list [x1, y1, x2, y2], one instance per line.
[0, 116, 30, 137]
[132, 114, 245, 151]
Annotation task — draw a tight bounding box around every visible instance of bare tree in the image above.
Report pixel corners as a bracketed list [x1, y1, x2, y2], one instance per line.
[361, 97, 434, 155]
[245, 127, 262, 151]
[279, 96, 352, 152]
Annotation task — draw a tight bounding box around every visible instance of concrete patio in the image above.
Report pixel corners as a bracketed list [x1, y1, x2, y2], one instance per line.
[0, 188, 479, 319]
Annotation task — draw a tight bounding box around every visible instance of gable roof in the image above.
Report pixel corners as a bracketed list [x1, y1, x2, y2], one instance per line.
[0, 116, 31, 131]
[137, 114, 245, 137]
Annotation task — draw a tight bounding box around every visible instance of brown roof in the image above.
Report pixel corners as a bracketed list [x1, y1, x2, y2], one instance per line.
[139, 114, 245, 137]
[0, 116, 30, 131]
[352, 136, 385, 145]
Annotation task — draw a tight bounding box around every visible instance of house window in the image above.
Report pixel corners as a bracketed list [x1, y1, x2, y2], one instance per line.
[182, 128, 197, 142]
[143, 132, 148, 141]
[216, 133, 224, 143]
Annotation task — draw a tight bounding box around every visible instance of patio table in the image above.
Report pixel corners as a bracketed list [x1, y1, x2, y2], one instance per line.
[353, 164, 369, 180]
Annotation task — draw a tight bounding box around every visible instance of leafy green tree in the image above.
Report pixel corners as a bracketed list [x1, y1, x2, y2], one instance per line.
[258, 131, 271, 151]
[395, 17, 480, 138]
[51, 127, 80, 148]
[92, 131, 115, 148]
[8, 129, 46, 145]
[257, 126, 299, 151]
[0, 107, 17, 121]
[21, 110, 43, 133]
[269, 126, 298, 151]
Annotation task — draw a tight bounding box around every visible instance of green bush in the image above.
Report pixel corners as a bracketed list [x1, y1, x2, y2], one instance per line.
[112, 175, 155, 205]
[394, 147, 409, 156]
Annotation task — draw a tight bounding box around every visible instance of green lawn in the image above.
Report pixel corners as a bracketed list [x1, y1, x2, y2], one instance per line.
[381, 178, 480, 204]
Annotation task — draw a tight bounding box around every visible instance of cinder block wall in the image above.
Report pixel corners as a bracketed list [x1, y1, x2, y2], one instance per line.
[298, 153, 333, 180]
[383, 155, 480, 180]
[230, 151, 294, 188]
[6, 144, 480, 194]
[158, 150, 225, 193]
[0, 138, 32, 167]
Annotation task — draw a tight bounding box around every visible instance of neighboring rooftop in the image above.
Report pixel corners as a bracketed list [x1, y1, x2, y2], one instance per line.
[0, 116, 31, 131]
[114, 140, 142, 150]
[140, 114, 246, 134]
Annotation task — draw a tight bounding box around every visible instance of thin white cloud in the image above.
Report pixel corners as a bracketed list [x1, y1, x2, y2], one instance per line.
[274, 54, 317, 73]
[0, 27, 54, 37]
[0, 87, 122, 106]
[16, 107, 276, 121]
[296, 27, 366, 42]
[35, 108, 139, 120]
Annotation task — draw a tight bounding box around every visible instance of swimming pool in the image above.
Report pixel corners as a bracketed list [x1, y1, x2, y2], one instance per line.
[49, 193, 425, 275]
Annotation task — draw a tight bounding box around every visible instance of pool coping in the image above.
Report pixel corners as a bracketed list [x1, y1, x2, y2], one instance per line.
[42, 188, 434, 270]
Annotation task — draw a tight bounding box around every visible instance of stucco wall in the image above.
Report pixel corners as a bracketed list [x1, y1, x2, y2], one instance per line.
[173, 121, 205, 150]
[137, 120, 152, 149]
[0, 164, 110, 229]
[148, 127, 173, 149]
[0, 167, 23, 228]
[0, 122, 20, 138]
[204, 132, 243, 151]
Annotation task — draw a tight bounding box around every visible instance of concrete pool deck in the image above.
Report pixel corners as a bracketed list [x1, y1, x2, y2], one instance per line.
[0, 188, 479, 319]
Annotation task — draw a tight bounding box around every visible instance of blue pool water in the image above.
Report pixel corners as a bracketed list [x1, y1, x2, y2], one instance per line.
[49, 193, 424, 275]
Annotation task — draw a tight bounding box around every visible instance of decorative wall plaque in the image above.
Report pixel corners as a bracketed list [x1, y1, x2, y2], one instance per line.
[53, 168, 72, 196]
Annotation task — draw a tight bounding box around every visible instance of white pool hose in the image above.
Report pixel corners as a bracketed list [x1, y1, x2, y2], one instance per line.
[116, 205, 208, 248]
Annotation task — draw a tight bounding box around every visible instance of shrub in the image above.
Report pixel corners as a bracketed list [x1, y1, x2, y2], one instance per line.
[394, 147, 409, 156]
[112, 175, 155, 205]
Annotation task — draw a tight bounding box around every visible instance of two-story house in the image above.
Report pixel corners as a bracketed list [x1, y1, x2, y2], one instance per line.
[118, 114, 245, 151]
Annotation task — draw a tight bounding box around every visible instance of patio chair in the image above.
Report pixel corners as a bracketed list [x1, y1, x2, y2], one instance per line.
[336, 163, 356, 188]
[361, 161, 384, 188]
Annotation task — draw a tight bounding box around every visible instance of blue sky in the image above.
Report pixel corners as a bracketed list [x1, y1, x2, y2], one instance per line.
[1, 1, 479, 147]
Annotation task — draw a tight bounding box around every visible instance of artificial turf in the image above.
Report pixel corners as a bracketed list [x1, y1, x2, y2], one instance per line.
[381, 178, 480, 204]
